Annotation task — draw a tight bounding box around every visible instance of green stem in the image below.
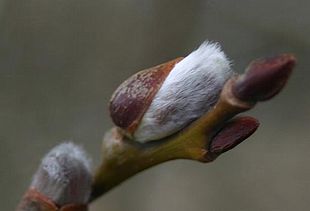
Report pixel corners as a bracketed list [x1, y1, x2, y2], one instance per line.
[90, 78, 254, 202]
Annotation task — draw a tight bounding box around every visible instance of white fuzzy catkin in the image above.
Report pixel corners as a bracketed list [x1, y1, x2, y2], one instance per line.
[134, 41, 233, 143]
[31, 142, 92, 206]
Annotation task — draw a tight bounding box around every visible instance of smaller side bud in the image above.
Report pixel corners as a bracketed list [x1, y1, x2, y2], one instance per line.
[233, 54, 296, 102]
[30, 142, 92, 207]
[209, 116, 259, 159]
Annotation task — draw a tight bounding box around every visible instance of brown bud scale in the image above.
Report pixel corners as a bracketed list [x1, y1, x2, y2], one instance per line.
[17, 188, 88, 211]
[17, 188, 58, 211]
[110, 57, 183, 134]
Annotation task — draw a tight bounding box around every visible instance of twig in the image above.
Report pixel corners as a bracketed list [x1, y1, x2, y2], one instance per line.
[90, 54, 296, 201]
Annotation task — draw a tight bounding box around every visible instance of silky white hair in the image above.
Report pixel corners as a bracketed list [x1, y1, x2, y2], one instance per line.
[31, 142, 92, 206]
[134, 41, 232, 143]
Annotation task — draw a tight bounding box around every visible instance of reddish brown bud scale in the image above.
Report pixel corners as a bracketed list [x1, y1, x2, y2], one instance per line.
[109, 57, 183, 134]
[17, 188, 88, 211]
[233, 54, 296, 102]
[210, 116, 259, 155]
[17, 188, 58, 211]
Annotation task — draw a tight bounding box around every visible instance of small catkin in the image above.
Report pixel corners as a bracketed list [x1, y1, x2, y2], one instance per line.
[31, 142, 92, 206]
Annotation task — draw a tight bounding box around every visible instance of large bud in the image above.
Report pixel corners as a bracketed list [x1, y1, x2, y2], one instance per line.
[110, 41, 233, 143]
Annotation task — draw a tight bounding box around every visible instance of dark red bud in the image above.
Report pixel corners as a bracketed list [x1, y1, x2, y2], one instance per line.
[233, 54, 296, 102]
[209, 116, 259, 155]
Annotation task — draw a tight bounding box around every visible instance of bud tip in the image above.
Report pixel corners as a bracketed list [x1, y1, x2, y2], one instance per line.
[233, 54, 296, 102]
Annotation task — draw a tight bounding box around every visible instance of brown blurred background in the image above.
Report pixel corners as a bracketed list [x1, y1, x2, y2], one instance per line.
[1, 0, 309, 210]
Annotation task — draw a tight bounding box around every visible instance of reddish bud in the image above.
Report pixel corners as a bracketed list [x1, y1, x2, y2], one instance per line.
[209, 116, 259, 155]
[233, 54, 296, 102]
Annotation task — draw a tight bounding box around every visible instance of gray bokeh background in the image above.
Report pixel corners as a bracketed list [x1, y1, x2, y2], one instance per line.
[1, 0, 309, 210]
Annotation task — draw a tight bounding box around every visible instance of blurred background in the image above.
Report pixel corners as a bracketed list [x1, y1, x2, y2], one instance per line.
[1, 0, 309, 210]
